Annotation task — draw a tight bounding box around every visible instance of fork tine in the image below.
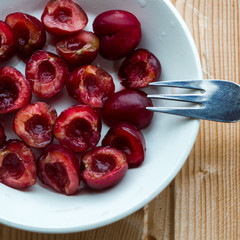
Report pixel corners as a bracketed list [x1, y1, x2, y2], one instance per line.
[149, 80, 204, 90]
[146, 106, 209, 120]
[147, 94, 204, 103]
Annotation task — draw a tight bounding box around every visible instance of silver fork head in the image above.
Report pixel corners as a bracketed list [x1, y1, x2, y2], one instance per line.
[147, 80, 240, 122]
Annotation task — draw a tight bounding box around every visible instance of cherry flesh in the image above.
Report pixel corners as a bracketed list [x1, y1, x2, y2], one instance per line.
[81, 146, 128, 190]
[54, 105, 102, 153]
[102, 122, 146, 168]
[118, 48, 161, 89]
[0, 140, 36, 189]
[0, 66, 31, 114]
[5, 12, 46, 58]
[13, 102, 57, 148]
[67, 65, 115, 108]
[26, 50, 69, 98]
[101, 89, 153, 129]
[41, 0, 88, 36]
[56, 31, 99, 67]
[0, 21, 16, 62]
[37, 144, 80, 195]
[93, 10, 141, 60]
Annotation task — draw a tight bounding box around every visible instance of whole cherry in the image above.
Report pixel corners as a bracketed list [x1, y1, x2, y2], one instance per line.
[93, 10, 141, 60]
[101, 89, 153, 129]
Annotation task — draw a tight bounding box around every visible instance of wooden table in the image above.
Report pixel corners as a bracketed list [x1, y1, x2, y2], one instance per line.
[1, 0, 239, 239]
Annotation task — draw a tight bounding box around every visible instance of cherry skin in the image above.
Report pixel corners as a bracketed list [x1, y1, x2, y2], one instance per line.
[0, 21, 16, 62]
[118, 48, 161, 89]
[56, 31, 99, 67]
[0, 66, 31, 114]
[26, 50, 69, 98]
[0, 140, 36, 189]
[101, 89, 153, 129]
[66, 65, 115, 109]
[0, 122, 6, 147]
[37, 144, 80, 195]
[13, 102, 57, 148]
[81, 146, 128, 190]
[102, 122, 146, 168]
[5, 12, 46, 58]
[54, 105, 102, 153]
[41, 0, 88, 36]
[93, 10, 141, 60]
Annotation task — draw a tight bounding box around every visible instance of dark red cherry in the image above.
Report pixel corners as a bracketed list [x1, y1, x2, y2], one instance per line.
[81, 146, 128, 190]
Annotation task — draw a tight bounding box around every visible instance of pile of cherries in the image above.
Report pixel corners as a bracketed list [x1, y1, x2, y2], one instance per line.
[0, 0, 161, 195]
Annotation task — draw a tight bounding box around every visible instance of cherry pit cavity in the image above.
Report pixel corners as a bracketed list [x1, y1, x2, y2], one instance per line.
[0, 0, 161, 195]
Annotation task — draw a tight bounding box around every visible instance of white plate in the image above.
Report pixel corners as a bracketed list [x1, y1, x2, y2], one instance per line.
[0, 0, 202, 233]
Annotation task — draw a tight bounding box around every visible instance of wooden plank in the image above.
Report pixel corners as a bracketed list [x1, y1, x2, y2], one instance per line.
[147, 0, 240, 240]
[171, 0, 240, 239]
[0, 209, 144, 240]
[144, 184, 175, 240]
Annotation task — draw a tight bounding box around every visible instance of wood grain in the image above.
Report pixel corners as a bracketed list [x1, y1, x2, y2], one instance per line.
[175, 1, 240, 239]
[1, 0, 239, 239]
[0, 209, 145, 240]
[146, 0, 240, 239]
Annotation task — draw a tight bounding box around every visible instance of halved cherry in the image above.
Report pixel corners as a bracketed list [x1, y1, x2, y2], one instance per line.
[54, 105, 102, 153]
[37, 144, 80, 195]
[102, 122, 146, 168]
[56, 31, 99, 66]
[13, 102, 57, 148]
[81, 146, 128, 190]
[101, 89, 153, 129]
[67, 65, 115, 108]
[0, 66, 31, 114]
[0, 21, 16, 62]
[118, 49, 161, 89]
[0, 123, 6, 146]
[41, 0, 88, 36]
[93, 10, 141, 60]
[0, 140, 36, 189]
[26, 50, 69, 98]
[5, 12, 46, 58]
[118, 48, 161, 89]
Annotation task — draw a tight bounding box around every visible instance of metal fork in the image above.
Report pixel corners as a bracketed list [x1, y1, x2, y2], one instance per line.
[147, 79, 240, 122]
